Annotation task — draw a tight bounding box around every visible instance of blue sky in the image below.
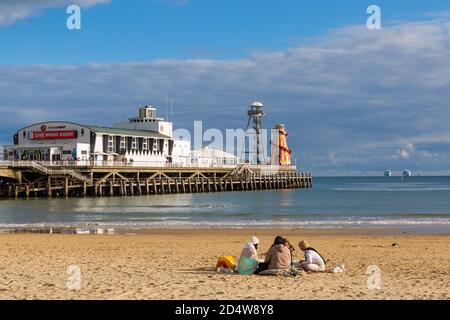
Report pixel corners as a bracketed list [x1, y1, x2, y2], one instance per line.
[1, 0, 450, 175]
[0, 0, 449, 64]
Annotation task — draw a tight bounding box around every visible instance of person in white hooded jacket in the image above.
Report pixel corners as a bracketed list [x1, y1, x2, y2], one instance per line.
[240, 236, 259, 260]
[238, 236, 259, 275]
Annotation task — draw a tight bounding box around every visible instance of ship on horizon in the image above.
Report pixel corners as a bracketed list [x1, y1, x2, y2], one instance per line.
[403, 170, 412, 177]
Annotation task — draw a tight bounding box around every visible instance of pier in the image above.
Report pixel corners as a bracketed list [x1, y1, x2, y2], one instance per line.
[0, 161, 312, 198]
[0, 102, 313, 199]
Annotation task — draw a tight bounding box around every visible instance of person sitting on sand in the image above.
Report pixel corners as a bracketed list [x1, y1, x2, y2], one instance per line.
[264, 238, 292, 270]
[238, 236, 259, 275]
[254, 236, 291, 274]
[239, 236, 259, 260]
[298, 240, 326, 272]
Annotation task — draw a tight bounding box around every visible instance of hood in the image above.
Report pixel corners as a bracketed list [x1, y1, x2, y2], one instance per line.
[243, 242, 255, 250]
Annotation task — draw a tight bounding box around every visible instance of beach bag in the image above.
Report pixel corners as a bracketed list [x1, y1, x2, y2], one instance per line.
[216, 256, 237, 269]
[238, 257, 258, 275]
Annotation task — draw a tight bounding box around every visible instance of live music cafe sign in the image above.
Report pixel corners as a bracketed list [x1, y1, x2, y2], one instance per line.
[30, 131, 78, 140]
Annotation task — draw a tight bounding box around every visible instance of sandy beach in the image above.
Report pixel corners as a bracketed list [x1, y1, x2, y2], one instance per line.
[0, 229, 448, 300]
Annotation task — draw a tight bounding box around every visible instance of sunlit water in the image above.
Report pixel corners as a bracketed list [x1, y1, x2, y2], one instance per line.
[1, 176, 450, 232]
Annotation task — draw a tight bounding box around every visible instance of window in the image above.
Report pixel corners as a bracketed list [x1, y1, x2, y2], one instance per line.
[120, 137, 126, 150]
[153, 139, 159, 152]
[132, 137, 137, 150]
[108, 136, 115, 153]
[143, 138, 148, 151]
[81, 150, 88, 155]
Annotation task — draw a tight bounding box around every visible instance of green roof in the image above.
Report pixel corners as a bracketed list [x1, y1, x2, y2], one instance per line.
[86, 126, 171, 139]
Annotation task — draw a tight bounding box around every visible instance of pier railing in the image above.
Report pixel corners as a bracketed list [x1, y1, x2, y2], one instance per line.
[0, 160, 297, 172]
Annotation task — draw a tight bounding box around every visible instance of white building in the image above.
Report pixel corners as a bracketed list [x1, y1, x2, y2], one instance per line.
[3, 106, 190, 166]
[172, 139, 192, 165]
[191, 147, 239, 166]
[113, 106, 173, 138]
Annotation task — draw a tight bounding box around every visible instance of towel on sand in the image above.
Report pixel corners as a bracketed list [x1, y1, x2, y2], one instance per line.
[258, 269, 301, 277]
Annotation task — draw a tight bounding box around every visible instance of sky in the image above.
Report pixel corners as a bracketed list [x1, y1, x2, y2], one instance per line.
[0, 0, 450, 175]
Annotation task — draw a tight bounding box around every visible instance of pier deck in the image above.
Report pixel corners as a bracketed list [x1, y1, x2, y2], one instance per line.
[0, 161, 312, 198]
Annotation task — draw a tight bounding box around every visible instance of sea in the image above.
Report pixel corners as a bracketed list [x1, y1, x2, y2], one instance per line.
[1, 176, 450, 233]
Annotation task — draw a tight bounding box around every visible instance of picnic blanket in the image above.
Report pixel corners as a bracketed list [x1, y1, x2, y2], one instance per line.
[258, 268, 302, 277]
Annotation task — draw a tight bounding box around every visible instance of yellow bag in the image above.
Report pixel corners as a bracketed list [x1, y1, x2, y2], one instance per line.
[216, 256, 237, 269]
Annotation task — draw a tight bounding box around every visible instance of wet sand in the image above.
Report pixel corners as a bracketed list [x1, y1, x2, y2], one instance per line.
[0, 229, 448, 300]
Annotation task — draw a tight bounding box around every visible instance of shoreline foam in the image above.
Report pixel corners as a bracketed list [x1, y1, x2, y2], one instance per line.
[1, 218, 449, 235]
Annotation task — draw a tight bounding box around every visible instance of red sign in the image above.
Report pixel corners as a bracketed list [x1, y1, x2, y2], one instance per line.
[31, 130, 78, 140]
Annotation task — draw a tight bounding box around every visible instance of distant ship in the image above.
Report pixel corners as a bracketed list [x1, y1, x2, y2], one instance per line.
[402, 170, 412, 177]
[384, 170, 392, 177]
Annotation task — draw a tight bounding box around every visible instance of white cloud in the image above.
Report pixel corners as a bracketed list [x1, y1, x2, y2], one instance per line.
[0, 0, 111, 26]
[393, 149, 411, 160]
